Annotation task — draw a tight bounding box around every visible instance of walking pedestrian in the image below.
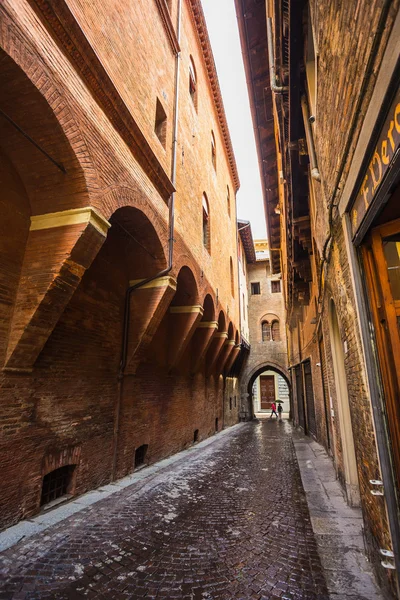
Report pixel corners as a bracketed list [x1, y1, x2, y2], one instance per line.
[277, 401, 283, 420]
[270, 401, 278, 419]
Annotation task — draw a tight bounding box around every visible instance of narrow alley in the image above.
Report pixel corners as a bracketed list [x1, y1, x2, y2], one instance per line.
[0, 422, 330, 600]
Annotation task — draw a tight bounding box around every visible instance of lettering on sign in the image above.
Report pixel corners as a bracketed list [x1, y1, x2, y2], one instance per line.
[351, 89, 400, 236]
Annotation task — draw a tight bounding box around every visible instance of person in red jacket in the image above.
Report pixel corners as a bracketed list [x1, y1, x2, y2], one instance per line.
[270, 401, 278, 419]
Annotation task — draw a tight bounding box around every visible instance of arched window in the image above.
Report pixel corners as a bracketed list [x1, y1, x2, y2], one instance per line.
[211, 130, 216, 170]
[189, 56, 197, 109]
[227, 185, 231, 216]
[271, 320, 280, 341]
[262, 321, 271, 342]
[230, 257, 234, 297]
[202, 193, 210, 252]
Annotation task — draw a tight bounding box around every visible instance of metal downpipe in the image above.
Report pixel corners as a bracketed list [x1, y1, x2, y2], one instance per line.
[112, 0, 183, 480]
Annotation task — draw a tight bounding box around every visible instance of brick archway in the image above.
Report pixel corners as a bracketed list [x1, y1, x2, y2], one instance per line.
[242, 362, 291, 420]
[0, 29, 99, 195]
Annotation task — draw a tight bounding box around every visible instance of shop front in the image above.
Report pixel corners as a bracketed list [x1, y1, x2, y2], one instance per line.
[346, 84, 400, 578]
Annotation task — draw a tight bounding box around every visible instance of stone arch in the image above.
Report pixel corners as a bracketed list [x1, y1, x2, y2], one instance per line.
[259, 312, 279, 325]
[328, 298, 360, 506]
[227, 322, 234, 341]
[241, 361, 291, 420]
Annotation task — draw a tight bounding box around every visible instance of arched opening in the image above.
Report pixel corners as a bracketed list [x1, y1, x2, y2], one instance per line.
[247, 365, 291, 419]
[328, 299, 360, 506]
[211, 130, 216, 170]
[217, 310, 226, 333]
[230, 257, 234, 297]
[202, 192, 210, 252]
[261, 321, 270, 342]
[171, 266, 198, 307]
[0, 49, 90, 367]
[271, 320, 280, 341]
[189, 55, 198, 110]
[202, 293, 215, 322]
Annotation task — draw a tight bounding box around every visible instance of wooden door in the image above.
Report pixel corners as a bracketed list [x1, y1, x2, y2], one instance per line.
[260, 375, 275, 409]
[304, 360, 317, 437]
[295, 365, 306, 432]
[362, 218, 400, 488]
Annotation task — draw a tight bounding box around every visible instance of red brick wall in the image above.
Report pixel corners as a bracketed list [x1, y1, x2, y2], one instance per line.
[0, 0, 241, 529]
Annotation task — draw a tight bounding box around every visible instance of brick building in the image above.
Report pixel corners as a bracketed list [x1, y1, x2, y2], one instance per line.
[240, 237, 289, 418]
[0, 0, 243, 529]
[236, 0, 400, 595]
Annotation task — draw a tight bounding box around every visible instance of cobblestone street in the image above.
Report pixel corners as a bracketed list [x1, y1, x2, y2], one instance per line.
[0, 421, 330, 599]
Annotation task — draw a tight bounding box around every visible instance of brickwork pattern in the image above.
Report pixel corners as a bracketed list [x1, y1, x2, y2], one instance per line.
[0, 0, 241, 530]
[0, 421, 328, 600]
[241, 259, 289, 416]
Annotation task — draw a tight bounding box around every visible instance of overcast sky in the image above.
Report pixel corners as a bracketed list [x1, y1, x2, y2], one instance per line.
[201, 0, 266, 240]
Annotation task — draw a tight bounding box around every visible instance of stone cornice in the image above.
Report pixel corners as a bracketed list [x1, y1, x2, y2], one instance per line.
[31, 0, 175, 202]
[188, 0, 240, 192]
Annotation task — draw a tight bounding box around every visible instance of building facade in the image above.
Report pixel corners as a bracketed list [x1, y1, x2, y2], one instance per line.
[236, 0, 400, 595]
[240, 239, 289, 418]
[0, 0, 242, 529]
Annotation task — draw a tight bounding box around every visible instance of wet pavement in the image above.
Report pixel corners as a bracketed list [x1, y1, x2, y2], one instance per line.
[0, 421, 329, 599]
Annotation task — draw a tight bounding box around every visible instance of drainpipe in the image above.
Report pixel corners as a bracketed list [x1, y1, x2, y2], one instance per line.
[301, 95, 321, 182]
[112, 0, 183, 480]
[266, 17, 288, 94]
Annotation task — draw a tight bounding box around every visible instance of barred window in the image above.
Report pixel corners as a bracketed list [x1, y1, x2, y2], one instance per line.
[41, 465, 75, 507]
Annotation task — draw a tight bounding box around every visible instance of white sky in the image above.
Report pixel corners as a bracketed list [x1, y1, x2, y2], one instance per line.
[201, 0, 266, 240]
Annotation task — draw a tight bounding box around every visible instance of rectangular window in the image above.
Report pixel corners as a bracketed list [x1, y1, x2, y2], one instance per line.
[251, 282, 261, 295]
[155, 98, 167, 148]
[41, 465, 75, 507]
[271, 280, 281, 293]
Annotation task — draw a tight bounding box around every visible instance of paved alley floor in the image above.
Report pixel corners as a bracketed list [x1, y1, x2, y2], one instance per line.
[0, 422, 331, 599]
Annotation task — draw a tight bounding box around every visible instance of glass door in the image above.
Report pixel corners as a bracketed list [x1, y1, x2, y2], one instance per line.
[362, 218, 400, 489]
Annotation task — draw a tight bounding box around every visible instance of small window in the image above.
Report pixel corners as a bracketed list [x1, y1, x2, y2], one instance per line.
[271, 320, 280, 341]
[155, 98, 167, 148]
[262, 321, 271, 342]
[271, 280, 281, 293]
[230, 257, 234, 297]
[211, 130, 216, 170]
[193, 429, 199, 443]
[134, 444, 148, 468]
[41, 465, 75, 507]
[229, 397, 232, 411]
[202, 193, 210, 252]
[215, 418, 219, 432]
[189, 56, 198, 109]
[227, 186, 231, 216]
[251, 282, 261, 295]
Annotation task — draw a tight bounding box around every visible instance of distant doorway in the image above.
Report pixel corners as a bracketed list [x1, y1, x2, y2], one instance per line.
[250, 368, 290, 416]
[260, 375, 275, 409]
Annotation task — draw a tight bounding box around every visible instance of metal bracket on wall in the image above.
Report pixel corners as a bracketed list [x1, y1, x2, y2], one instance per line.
[369, 479, 384, 496]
